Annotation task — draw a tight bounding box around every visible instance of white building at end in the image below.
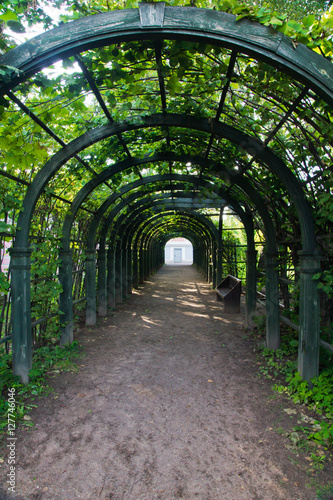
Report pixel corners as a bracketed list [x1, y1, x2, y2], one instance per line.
[164, 237, 193, 265]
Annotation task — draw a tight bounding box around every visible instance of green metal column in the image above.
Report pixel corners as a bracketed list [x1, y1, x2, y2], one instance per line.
[216, 249, 223, 283]
[10, 247, 32, 384]
[212, 242, 217, 288]
[139, 246, 144, 284]
[97, 248, 107, 317]
[265, 251, 280, 350]
[216, 207, 223, 285]
[107, 247, 116, 308]
[115, 243, 122, 304]
[142, 248, 148, 281]
[245, 250, 257, 329]
[132, 242, 139, 288]
[122, 243, 128, 299]
[205, 248, 209, 282]
[298, 251, 321, 381]
[149, 244, 153, 276]
[208, 247, 213, 285]
[85, 249, 96, 326]
[59, 249, 74, 346]
[127, 246, 133, 295]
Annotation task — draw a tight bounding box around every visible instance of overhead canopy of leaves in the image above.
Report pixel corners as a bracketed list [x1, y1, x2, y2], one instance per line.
[0, 0, 332, 314]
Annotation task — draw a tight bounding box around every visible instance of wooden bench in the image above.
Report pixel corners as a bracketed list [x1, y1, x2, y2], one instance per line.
[216, 275, 241, 313]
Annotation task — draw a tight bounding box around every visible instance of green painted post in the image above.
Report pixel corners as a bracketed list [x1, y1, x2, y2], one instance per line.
[10, 248, 32, 384]
[205, 249, 209, 282]
[198, 244, 201, 272]
[208, 247, 213, 285]
[59, 249, 74, 346]
[298, 251, 321, 381]
[150, 243, 154, 275]
[149, 245, 153, 276]
[139, 247, 144, 284]
[115, 243, 122, 304]
[216, 249, 223, 283]
[122, 244, 128, 299]
[145, 245, 149, 278]
[212, 244, 217, 288]
[142, 248, 147, 281]
[107, 248, 116, 308]
[132, 243, 139, 288]
[216, 207, 223, 286]
[97, 248, 107, 317]
[245, 250, 257, 329]
[127, 247, 133, 295]
[265, 251, 280, 350]
[85, 249, 96, 325]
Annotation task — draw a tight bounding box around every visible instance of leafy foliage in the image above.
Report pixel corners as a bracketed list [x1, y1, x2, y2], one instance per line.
[0, 0, 332, 430]
[0, 341, 82, 431]
[254, 320, 333, 449]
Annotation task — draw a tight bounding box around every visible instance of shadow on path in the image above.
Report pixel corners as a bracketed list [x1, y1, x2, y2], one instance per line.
[0, 265, 325, 499]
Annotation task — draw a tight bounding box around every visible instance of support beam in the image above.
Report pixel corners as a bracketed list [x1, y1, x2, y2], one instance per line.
[298, 251, 321, 381]
[265, 251, 280, 350]
[85, 249, 96, 325]
[245, 250, 257, 329]
[59, 249, 74, 346]
[107, 248, 116, 308]
[115, 244, 123, 304]
[10, 248, 32, 384]
[97, 248, 107, 317]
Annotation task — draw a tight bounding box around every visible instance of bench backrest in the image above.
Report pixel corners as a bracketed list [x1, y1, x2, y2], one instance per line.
[217, 275, 241, 293]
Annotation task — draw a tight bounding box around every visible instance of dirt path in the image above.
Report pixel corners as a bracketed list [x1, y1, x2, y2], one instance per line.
[0, 265, 330, 499]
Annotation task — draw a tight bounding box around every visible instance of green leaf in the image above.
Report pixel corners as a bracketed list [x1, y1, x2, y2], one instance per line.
[0, 10, 19, 22]
[269, 17, 284, 26]
[302, 15, 315, 28]
[287, 20, 303, 33]
[6, 19, 25, 33]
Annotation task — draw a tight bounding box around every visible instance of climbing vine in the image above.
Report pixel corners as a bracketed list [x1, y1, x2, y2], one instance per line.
[0, 0, 331, 399]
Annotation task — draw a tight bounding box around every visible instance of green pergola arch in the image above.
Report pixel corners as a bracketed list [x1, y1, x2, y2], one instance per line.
[86, 194, 221, 324]
[1, 4, 330, 382]
[56, 163, 278, 367]
[0, 5, 332, 100]
[130, 210, 216, 283]
[96, 187, 254, 301]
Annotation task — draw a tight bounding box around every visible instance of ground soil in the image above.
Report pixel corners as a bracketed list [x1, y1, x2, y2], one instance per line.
[1, 265, 332, 500]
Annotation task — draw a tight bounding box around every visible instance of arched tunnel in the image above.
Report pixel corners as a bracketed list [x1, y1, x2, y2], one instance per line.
[0, 2, 332, 388]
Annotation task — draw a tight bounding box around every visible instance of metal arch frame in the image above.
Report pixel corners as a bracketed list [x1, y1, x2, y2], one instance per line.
[96, 190, 256, 323]
[86, 173, 221, 250]
[61, 157, 276, 343]
[101, 189, 249, 291]
[129, 210, 215, 284]
[10, 116, 304, 381]
[121, 207, 216, 257]
[57, 157, 263, 327]
[12, 116, 316, 251]
[140, 219, 210, 280]
[58, 169, 254, 345]
[105, 189, 272, 334]
[0, 5, 332, 102]
[123, 209, 215, 292]
[103, 188, 231, 294]
[84, 193, 221, 325]
[142, 214, 216, 267]
[4, 5, 325, 381]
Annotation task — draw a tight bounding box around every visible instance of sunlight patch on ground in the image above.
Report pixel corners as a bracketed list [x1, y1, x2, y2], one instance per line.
[140, 316, 162, 325]
[179, 301, 205, 308]
[213, 316, 232, 323]
[183, 311, 210, 319]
